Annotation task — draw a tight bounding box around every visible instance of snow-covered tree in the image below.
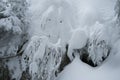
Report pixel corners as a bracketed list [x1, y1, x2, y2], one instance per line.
[0, 0, 28, 58]
[22, 36, 63, 80]
[87, 22, 111, 65]
[1, 0, 120, 80]
[0, 0, 29, 79]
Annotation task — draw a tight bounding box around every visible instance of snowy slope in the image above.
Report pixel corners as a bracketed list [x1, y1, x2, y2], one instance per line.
[57, 53, 120, 80]
[54, 0, 120, 79]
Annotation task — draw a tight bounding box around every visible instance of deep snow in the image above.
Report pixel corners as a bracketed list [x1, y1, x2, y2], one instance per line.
[27, 0, 120, 80]
[57, 52, 120, 80]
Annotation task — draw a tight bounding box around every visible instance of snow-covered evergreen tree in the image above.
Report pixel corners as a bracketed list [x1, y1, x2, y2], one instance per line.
[0, 0, 29, 79]
[0, 0, 28, 58]
[21, 36, 63, 80]
[1, 0, 120, 80]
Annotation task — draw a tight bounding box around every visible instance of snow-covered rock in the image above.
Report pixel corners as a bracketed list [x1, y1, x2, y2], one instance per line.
[67, 28, 88, 61]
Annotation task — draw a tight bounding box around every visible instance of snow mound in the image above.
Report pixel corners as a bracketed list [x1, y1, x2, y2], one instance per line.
[67, 28, 88, 61]
[57, 53, 120, 80]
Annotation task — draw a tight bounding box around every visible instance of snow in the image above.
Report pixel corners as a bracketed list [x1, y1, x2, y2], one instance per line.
[33, 36, 48, 61]
[29, 0, 74, 45]
[23, 0, 120, 80]
[27, 0, 120, 79]
[6, 57, 22, 80]
[57, 53, 120, 80]
[23, 35, 49, 63]
[67, 28, 88, 61]
[0, 0, 119, 80]
[29, 62, 38, 77]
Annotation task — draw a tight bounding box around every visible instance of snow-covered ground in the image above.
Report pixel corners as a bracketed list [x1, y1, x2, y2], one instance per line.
[57, 39, 120, 80]
[27, 0, 120, 80]
[57, 52, 120, 80]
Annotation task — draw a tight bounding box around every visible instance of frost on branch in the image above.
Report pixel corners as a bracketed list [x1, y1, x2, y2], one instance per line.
[87, 22, 111, 65]
[0, 0, 28, 79]
[22, 36, 63, 80]
[67, 22, 111, 67]
[0, 0, 28, 58]
[38, 45, 62, 80]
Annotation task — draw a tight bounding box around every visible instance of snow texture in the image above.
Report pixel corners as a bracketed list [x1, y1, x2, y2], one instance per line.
[1, 0, 120, 80]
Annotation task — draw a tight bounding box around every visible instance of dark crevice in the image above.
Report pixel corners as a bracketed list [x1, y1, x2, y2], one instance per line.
[0, 13, 9, 19]
[0, 39, 28, 59]
[79, 42, 111, 67]
[20, 67, 31, 80]
[76, 44, 98, 67]
[58, 44, 71, 73]
[17, 39, 28, 56]
[80, 52, 97, 67]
